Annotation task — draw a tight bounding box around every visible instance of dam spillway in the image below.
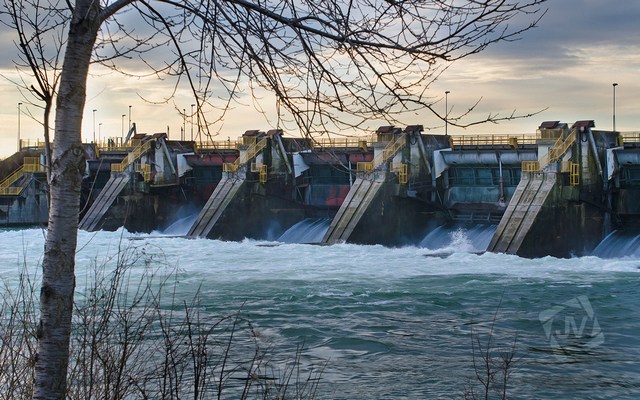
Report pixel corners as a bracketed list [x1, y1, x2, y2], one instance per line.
[5, 120, 640, 257]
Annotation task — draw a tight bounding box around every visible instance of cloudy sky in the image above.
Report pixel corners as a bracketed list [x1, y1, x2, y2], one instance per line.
[1, 0, 638, 157]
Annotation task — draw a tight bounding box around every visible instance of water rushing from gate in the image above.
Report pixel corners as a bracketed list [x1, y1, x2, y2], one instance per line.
[592, 230, 640, 258]
[420, 224, 497, 252]
[1, 227, 639, 399]
[277, 218, 331, 244]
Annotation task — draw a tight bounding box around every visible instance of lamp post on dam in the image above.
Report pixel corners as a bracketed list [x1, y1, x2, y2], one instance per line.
[92, 109, 97, 143]
[17, 102, 22, 152]
[445, 90, 450, 137]
[612, 83, 618, 133]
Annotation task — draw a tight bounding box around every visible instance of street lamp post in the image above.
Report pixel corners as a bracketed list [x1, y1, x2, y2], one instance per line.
[17, 102, 22, 152]
[183, 108, 186, 141]
[197, 110, 201, 145]
[99, 123, 102, 144]
[613, 83, 618, 133]
[445, 91, 450, 137]
[92, 109, 97, 143]
[190, 104, 195, 141]
[121, 114, 126, 142]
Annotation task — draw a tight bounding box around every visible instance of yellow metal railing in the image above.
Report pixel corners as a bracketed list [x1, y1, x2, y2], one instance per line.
[373, 135, 406, 169]
[620, 131, 640, 145]
[0, 168, 25, 194]
[96, 137, 128, 151]
[259, 164, 267, 184]
[451, 133, 538, 147]
[135, 163, 152, 182]
[357, 161, 374, 173]
[538, 128, 566, 140]
[381, 135, 406, 166]
[392, 162, 408, 184]
[111, 140, 153, 173]
[223, 163, 239, 173]
[570, 163, 580, 186]
[251, 160, 269, 184]
[314, 137, 373, 150]
[246, 137, 267, 162]
[521, 161, 540, 172]
[356, 134, 406, 175]
[521, 129, 577, 172]
[241, 136, 259, 146]
[0, 157, 42, 195]
[548, 129, 577, 164]
[18, 139, 47, 150]
[195, 139, 243, 151]
[223, 137, 267, 173]
[0, 187, 22, 195]
[23, 157, 42, 172]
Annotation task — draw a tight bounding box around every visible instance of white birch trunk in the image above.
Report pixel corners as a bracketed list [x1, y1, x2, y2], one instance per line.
[33, 1, 101, 398]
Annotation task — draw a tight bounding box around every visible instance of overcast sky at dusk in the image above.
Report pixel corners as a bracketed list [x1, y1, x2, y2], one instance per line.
[0, 0, 638, 157]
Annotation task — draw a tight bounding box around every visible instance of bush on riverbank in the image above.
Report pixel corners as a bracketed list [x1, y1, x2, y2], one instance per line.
[0, 244, 321, 399]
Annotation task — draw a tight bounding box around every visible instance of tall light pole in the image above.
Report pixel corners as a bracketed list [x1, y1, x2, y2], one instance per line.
[197, 107, 201, 144]
[92, 109, 97, 143]
[190, 104, 195, 141]
[99, 123, 102, 144]
[128, 105, 132, 130]
[445, 90, 450, 137]
[183, 108, 186, 141]
[612, 83, 618, 133]
[121, 114, 126, 142]
[17, 102, 22, 152]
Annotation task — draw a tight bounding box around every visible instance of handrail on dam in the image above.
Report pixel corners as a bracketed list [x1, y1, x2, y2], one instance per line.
[450, 133, 538, 147]
[249, 161, 268, 183]
[111, 140, 153, 173]
[356, 134, 406, 173]
[313, 137, 373, 150]
[356, 161, 373, 173]
[195, 139, 243, 151]
[222, 137, 267, 172]
[135, 163, 152, 182]
[381, 135, 406, 162]
[521, 129, 577, 173]
[0, 157, 42, 196]
[18, 139, 47, 151]
[96, 138, 156, 152]
[620, 131, 640, 144]
[521, 160, 541, 173]
[570, 162, 580, 186]
[392, 162, 408, 184]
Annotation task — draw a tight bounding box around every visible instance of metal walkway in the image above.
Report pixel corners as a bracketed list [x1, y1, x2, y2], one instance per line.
[186, 177, 245, 238]
[0, 157, 42, 196]
[79, 174, 129, 232]
[487, 172, 556, 254]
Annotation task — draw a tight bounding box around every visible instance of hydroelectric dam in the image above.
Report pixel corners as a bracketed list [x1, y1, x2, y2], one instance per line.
[3, 120, 640, 258]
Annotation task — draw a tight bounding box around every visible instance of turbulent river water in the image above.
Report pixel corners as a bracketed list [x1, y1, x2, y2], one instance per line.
[1, 225, 639, 399]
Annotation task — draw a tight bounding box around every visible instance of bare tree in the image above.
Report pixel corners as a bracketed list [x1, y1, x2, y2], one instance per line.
[0, 0, 68, 184]
[464, 297, 520, 400]
[3, 1, 548, 398]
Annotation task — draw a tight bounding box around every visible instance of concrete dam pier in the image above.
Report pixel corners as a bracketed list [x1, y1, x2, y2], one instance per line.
[3, 120, 640, 258]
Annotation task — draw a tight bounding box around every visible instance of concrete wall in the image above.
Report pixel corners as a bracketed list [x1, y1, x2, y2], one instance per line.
[517, 180, 604, 258]
[207, 179, 306, 241]
[0, 177, 48, 226]
[348, 175, 444, 246]
[98, 182, 188, 233]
